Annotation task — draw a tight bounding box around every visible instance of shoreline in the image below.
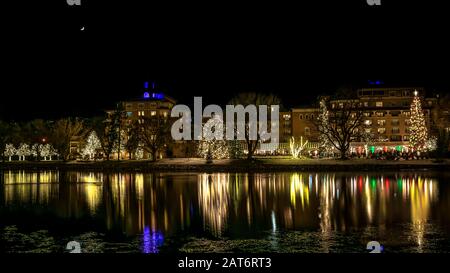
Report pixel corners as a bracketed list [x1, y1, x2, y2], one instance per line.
[1, 158, 449, 172]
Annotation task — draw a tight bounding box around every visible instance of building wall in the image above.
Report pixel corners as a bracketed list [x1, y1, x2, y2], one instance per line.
[279, 111, 292, 143]
[291, 108, 319, 142]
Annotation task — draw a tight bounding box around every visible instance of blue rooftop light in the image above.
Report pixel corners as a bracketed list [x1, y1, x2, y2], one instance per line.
[368, 80, 384, 85]
[152, 93, 165, 100]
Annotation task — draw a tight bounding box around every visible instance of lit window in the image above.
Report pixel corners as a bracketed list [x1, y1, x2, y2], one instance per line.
[377, 120, 386, 126]
[151, 111, 156, 116]
[364, 120, 372, 126]
[378, 128, 386, 134]
[364, 102, 369, 107]
[376, 101, 383, 107]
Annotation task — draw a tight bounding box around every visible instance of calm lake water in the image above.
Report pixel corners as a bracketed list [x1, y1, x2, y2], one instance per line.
[1, 170, 450, 253]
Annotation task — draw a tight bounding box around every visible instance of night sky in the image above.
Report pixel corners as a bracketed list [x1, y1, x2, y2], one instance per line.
[2, 1, 450, 121]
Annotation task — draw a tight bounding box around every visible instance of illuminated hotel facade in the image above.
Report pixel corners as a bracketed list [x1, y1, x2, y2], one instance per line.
[99, 85, 445, 158]
[289, 87, 439, 154]
[105, 83, 188, 160]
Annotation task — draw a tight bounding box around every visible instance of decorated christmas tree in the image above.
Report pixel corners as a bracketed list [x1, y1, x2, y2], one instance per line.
[317, 99, 333, 155]
[409, 90, 428, 152]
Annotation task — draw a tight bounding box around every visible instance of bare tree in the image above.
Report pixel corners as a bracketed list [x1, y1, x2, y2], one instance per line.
[49, 118, 85, 161]
[90, 116, 119, 161]
[125, 122, 141, 160]
[136, 116, 170, 161]
[228, 93, 281, 160]
[315, 90, 364, 159]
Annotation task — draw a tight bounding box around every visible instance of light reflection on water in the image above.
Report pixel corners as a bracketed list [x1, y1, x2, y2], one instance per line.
[1, 170, 449, 253]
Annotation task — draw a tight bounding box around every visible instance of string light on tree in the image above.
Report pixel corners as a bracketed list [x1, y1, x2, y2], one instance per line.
[425, 136, 437, 151]
[409, 90, 428, 152]
[16, 143, 31, 161]
[81, 131, 102, 160]
[41, 144, 58, 160]
[197, 115, 229, 160]
[317, 99, 333, 155]
[289, 136, 308, 159]
[4, 144, 16, 161]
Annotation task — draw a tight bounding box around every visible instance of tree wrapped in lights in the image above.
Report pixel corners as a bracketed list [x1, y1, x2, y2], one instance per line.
[409, 91, 428, 152]
[197, 115, 229, 160]
[49, 145, 59, 160]
[4, 144, 16, 161]
[40, 144, 51, 160]
[81, 131, 102, 160]
[425, 136, 437, 152]
[316, 98, 333, 156]
[289, 136, 308, 159]
[16, 143, 31, 161]
[31, 143, 42, 160]
[228, 140, 244, 159]
[134, 145, 144, 160]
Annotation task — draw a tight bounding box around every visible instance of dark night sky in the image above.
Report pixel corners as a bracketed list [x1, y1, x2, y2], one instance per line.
[2, 1, 450, 121]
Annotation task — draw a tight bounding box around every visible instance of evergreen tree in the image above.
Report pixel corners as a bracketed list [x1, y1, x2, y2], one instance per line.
[409, 90, 428, 152]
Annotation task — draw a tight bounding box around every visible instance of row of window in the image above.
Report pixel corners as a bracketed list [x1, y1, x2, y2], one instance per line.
[126, 102, 173, 109]
[299, 114, 315, 120]
[332, 100, 433, 109]
[134, 110, 168, 117]
[358, 90, 417, 97]
[365, 128, 402, 134]
[364, 119, 407, 126]
[363, 111, 415, 117]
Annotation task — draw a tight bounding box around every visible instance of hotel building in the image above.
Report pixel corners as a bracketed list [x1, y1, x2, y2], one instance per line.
[289, 87, 439, 154]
